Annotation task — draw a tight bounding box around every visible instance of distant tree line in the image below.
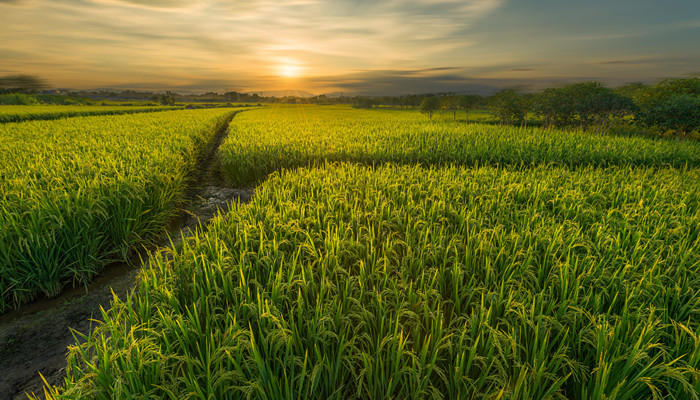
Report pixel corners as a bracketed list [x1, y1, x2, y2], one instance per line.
[152, 91, 176, 105]
[409, 78, 699, 140]
[486, 82, 639, 134]
[2, 74, 697, 139]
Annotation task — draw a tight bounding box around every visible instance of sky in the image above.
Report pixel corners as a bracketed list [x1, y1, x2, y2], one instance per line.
[1, 0, 699, 95]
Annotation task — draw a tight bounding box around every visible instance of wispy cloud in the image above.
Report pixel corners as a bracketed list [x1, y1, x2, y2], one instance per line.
[305, 68, 492, 95]
[1, 0, 506, 91]
[1, 0, 698, 93]
[94, 0, 189, 7]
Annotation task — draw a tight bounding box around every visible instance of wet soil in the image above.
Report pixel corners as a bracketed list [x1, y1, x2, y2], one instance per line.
[0, 113, 253, 399]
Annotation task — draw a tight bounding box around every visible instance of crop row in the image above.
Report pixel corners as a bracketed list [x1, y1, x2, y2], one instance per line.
[219, 105, 700, 186]
[0, 105, 181, 123]
[43, 163, 700, 399]
[0, 109, 236, 311]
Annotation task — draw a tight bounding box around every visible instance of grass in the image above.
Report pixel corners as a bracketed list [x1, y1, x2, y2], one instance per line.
[0, 109, 236, 311]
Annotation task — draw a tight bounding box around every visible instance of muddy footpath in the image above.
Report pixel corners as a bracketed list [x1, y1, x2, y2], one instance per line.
[0, 114, 253, 399]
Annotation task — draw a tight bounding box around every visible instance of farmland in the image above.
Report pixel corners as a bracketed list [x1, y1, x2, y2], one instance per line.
[19, 105, 697, 399]
[0, 105, 181, 123]
[0, 108, 236, 311]
[38, 162, 700, 399]
[220, 106, 700, 186]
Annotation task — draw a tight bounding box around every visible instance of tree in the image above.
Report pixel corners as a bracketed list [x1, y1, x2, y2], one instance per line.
[458, 95, 482, 123]
[653, 77, 700, 96]
[489, 89, 525, 126]
[638, 94, 700, 140]
[405, 95, 422, 109]
[533, 82, 636, 133]
[420, 96, 440, 119]
[152, 91, 175, 106]
[224, 91, 240, 102]
[440, 95, 460, 121]
[635, 78, 700, 139]
[534, 88, 574, 129]
[615, 82, 647, 99]
[586, 91, 636, 134]
[567, 82, 636, 134]
[353, 97, 379, 109]
[519, 93, 535, 128]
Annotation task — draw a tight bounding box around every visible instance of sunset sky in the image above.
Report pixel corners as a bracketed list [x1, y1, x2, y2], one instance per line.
[1, 0, 699, 95]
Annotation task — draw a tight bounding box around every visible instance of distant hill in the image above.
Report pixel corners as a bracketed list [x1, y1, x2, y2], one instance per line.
[321, 91, 346, 98]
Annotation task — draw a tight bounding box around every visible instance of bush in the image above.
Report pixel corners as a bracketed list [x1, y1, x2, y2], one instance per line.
[0, 93, 38, 105]
[635, 78, 700, 140]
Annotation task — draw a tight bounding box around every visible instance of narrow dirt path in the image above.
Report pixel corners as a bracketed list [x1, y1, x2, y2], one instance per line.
[0, 112, 253, 400]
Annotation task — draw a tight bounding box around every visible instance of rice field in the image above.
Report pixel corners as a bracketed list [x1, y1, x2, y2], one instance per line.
[219, 106, 700, 186]
[24, 105, 700, 398]
[0, 108, 235, 311]
[0, 105, 180, 123]
[44, 163, 700, 399]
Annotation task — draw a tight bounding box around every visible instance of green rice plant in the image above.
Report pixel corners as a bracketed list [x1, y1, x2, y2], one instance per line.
[219, 105, 700, 186]
[0, 104, 181, 123]
[41, 163, 700, 399]
[0, 109, 236, 311]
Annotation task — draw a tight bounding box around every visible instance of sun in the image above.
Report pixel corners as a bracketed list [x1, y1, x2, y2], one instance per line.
[277, 64, 302, 78]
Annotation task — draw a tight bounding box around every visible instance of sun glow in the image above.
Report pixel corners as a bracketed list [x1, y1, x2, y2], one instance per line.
[277, 63, 302, 78]
[275, 57, 304, 78]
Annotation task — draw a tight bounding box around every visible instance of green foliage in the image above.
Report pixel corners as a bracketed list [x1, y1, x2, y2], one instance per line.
[533, 87, 574, 128]
[569, 82, 636, 133]
[0, 105, 181, 123]
[439, 95, 459, 121]
[638, 94, 700, 140]
[0, 93, 39, 105]
[219, 106, 700, 186]
[489, 89, 527, 126]
[29, 105, 700, 399]
[0, 109, 236, 311]
[34, 94, 93, 105]
[635, 78, 700, 139]
[419, 96, 440, 118]
[152, 91, 176, 106]
[614, 82, 648, 99]
[353, 97, 380, 109]
[41, 163, 700, 399]
[458, 94, 482, 123]
[533, 82, 636, 133]
[652, 77, 700, 96]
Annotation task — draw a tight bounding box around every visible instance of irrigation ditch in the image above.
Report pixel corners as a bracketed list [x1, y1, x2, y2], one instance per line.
[0, 111, 254, 399]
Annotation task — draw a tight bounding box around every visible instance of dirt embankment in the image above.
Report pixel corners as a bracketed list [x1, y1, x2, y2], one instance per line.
[0, 113, 252, 400]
